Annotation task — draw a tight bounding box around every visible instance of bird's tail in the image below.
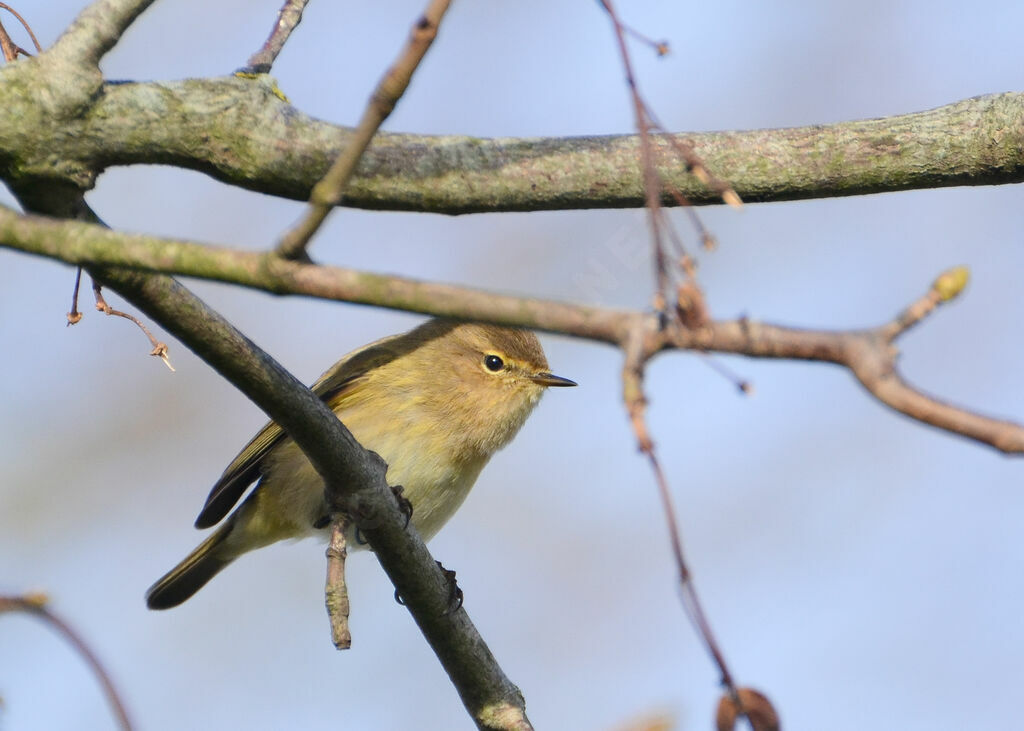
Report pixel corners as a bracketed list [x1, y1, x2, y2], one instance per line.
[146, 522, 237, 610]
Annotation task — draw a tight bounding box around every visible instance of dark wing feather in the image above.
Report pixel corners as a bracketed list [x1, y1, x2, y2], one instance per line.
[192, 332, 413, 529]
[193, 419, 289, 529]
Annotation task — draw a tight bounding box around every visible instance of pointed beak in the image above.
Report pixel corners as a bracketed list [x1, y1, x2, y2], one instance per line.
[530, 372, 577, 388]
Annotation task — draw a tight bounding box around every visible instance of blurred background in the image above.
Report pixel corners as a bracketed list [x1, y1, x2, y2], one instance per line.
[3, 1, 1024, 729]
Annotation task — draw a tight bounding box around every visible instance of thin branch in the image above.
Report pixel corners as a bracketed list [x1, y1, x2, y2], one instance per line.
[601, 5, 757, 718]
[0, 593, 133, 731]
[241, 0, 310, 74]
[67, 265, 84, 324]
[623, 329, 756, 728]
[276, 0, 452, 259]
[598, 10, 760, 719]
[599, 0, 734, 318]
[0, 207, 1020, 456]
[598, 0, 671, 312]
[92, 280, 175, 371]
[48, 0, 158, 67]
[325, 518, 352, 650]
[0, 20, 21, 61]
[0, 3, 41, 54]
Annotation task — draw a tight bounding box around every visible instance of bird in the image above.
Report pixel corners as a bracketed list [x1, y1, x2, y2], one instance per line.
[146, 318, 575, 609]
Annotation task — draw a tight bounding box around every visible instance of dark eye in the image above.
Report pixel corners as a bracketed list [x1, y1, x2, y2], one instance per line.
[484, 354, 504, 372]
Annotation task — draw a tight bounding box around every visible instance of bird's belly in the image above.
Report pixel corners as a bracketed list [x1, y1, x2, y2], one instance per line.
[258, 427, 488, 546]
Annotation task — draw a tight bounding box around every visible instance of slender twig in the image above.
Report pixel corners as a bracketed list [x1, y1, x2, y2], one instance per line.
[92, 280, 175, 371]
[325, 517, 352, 650]
[598, 0, 735, 336]
[67, 266, 84, 324]
[697, 353, 752, 395]
[0, 593, 133, 731]
[0, 19, 27, 61]
[0, 3, 41, 56]
[276, 0, 452, 259]
[599, 0, 671, 312]
[0, 209, 1017, 454]
[0, 22, 19, 61]
[623, 331, 755, 727]
[241, 0, 310, 74]
[617, 18, 669, 57]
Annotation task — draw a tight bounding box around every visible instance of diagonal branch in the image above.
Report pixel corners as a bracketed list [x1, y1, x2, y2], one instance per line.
[8, 165, 532, 727]
[601, 1, 755, 719]
[241, 0, 310, 75]
[89, 265, 533, 729]
[0, 206, 1020, 456]
[48, 0, 158, 67]
[0, 2, 42, 59]
[277, 0, 452, 258]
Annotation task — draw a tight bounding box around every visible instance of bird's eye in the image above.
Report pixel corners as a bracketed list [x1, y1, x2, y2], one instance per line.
[484, 354, 504, 372]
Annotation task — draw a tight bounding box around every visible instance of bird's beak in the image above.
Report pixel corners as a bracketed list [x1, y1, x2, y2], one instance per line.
[530, 372, 577, 388]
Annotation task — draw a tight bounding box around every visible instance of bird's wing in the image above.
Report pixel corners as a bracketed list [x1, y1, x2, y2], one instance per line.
[192, 333, 410, 529]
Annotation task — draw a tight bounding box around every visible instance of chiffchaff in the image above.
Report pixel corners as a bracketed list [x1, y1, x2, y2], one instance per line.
[146, 318, 575, 609]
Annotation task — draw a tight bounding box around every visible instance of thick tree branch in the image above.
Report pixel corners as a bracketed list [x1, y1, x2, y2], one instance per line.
[2, 205, 1021, 456]
[0, 73, 1020, 213]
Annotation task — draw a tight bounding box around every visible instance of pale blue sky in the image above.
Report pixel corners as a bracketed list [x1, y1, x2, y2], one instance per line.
[2, 2, 1024, 729]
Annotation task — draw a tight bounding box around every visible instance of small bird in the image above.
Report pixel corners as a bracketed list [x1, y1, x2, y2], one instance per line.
[146, 318, 575, 609]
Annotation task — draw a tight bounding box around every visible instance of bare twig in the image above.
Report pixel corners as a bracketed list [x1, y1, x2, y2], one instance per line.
[617, 18, 669, 57]
[697, 353, 752, 395]
[241, 0, 310, 74]
[276, 0, 452, 259]
[602, 4, 762, 721]
[325, 517, 352, 650]
[623, 331, 756, 728]
[0, 3, 41, 58]
[883, 266, 970, 338]
[92, 280, 174, 371]
[598, 0, 736, 329]
[599, 0, 672, 313]
[67, 265, 84, 324]
[0, 593, 133, 731]
[0, 21, 20, 61]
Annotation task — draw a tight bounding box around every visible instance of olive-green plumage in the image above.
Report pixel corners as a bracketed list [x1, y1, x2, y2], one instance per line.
[146, 318, 575, 609]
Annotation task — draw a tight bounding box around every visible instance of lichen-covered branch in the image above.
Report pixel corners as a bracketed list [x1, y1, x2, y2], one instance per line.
[0, 69, 1020, 213]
